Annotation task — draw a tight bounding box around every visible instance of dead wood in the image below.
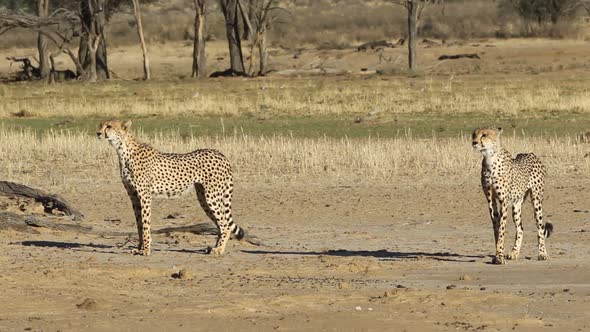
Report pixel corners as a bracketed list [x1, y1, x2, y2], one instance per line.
[438, 53, 480, 60]
[0, 212, 41, 234]
[422, 38, 440, 47]
[357, 40, 396, 52]
[0, 181, 84, 221]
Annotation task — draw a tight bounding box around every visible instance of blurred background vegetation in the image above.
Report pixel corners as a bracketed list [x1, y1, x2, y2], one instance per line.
[1, 0, 589, 50]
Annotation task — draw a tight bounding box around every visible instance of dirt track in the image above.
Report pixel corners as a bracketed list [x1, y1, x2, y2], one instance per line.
[1, 174, 589, 331]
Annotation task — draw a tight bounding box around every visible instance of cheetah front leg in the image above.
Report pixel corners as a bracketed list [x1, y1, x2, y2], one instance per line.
[124, 184, 144, 249]
[507, 198, 524, 260]
[493, 197, 509, 265]
[484, 185, 500, 245]
[131, 191, 153, 256]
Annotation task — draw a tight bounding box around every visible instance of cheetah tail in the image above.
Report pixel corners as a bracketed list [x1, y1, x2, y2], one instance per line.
[233, 225, 246, 241]
[544, 222, 554, 238]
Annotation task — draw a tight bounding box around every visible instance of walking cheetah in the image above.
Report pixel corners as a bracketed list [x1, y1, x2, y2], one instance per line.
[472, 127, 553, 264]
[97, 120, 245, 256]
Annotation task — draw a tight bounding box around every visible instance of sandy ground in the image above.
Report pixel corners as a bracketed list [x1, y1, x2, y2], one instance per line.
[0, 172, 589, 332]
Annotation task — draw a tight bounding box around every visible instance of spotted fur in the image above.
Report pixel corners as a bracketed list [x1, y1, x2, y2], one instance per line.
[97, 120, 245, 256]
[472, 127, 552, 265]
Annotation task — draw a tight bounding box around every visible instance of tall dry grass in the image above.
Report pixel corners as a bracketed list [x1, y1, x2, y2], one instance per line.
[1, 128, 587, 191]
[1, 76, 590, 119]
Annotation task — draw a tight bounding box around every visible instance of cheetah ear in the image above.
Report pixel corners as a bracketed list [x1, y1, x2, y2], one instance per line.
[122, 120, 132, 131]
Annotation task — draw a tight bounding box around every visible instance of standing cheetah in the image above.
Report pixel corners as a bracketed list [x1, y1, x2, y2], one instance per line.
[97, 120, 245, 256]
[472, 127, 553, 264]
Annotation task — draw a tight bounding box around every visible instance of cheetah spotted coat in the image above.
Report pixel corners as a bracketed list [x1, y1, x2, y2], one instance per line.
[472, 127, 552, 265]
[97, 120, 244, 256]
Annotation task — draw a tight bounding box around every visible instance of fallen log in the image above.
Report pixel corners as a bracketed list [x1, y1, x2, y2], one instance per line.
[0, 181, 84, 221]
[438, 53, 480, 60]
[0, 212, 40, 234]
[357, 40, 395, 52]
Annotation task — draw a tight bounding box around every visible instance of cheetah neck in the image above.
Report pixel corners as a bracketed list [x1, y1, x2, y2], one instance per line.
[482, 146, 511, 172]
[112, 134, 143, 171]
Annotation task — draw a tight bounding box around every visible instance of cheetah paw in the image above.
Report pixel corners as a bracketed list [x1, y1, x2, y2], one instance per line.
[131, 248, 151, 256]
[506, 251, 519, 260]
[538, 253, 549, 261]
[492, 256, 506, 265]
[207, 246, 225, 256]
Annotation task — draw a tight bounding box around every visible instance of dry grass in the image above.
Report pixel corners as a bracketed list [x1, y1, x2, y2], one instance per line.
[1, 128, 587, 192]
[1, 75, 590, 119]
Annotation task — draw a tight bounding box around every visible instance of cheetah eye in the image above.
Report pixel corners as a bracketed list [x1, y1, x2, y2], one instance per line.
[106, 125, 112, 129]
[481, 134, 487, 138]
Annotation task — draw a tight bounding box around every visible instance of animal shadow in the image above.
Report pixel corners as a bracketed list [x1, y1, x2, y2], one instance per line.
[20, 240, 118, 254]
[243, 249, 485, 262]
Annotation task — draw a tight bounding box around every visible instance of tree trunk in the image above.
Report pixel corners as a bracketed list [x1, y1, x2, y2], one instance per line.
[220, 0, 245, 75]
[407, 0, 417, 70]
[242, 0, 257, 40]
[240, 0, 255, 41]
[36, 0, 50, 78]
[192, 0, 207, 78]
[79, 0, 109, 81]
[247, 32, 258, 76]
[87, 36, 98, 82]
[132, 0, 150, 80]
[258, 30, 267, 75]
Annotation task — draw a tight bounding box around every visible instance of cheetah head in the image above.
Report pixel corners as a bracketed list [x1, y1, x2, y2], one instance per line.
[472, 127, 502, 154]
[96, 120, 132, 145]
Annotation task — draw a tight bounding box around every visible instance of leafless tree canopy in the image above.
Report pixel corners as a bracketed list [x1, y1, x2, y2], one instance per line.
[0, 8, 79, 42]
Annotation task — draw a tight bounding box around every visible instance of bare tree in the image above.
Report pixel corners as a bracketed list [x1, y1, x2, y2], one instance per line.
[131, 0, 150, 80]
[78, 0, 108, 81]
[245, 0, 287, 76]
[0, 8, 84, 78]
[390, 0, 431, 70]
[192, 0, 207, 77]
[219, 0, 245, 75]
[36, 0, 50, 78]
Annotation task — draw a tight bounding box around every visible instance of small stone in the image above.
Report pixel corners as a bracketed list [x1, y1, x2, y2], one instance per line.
[354, 306, 362, 311]
[171, 269, 191, 280]
[459, 275, 472, 281]
[338, 281, 350, 289]
[76, 298, 98, 311]
[446, 285, 456, 290]
[165, 212, 181, 219]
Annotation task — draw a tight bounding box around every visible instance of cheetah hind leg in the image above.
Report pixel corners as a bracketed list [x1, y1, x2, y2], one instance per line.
[195, 184, 227, 255]
[531, 190, 549, 261]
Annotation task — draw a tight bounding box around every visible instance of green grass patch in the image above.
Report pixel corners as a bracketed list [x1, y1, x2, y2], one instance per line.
[2, 112, 589, 139]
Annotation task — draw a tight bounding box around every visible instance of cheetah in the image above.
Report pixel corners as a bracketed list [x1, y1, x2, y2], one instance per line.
[97, 120, 245, 256]
[472, 127, 553, 265]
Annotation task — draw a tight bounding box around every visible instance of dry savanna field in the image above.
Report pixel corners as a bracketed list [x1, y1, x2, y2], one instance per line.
[1, 37, 590, 331]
